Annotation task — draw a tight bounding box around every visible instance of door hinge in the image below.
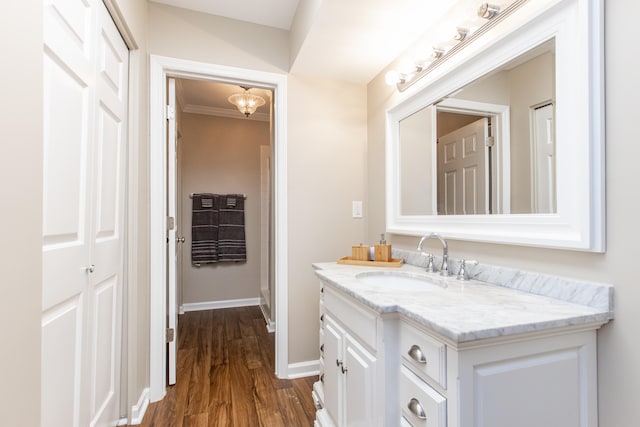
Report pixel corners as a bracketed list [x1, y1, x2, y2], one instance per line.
[485, 136, 495, 147]
[166, 105, 176, 121]
[166, 328, 175, 343]
[167, 216, 175, 230]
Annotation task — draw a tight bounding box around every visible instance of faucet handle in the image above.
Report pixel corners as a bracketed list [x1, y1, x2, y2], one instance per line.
[421, 252, 437, 273]
[456, 259, 478, 281]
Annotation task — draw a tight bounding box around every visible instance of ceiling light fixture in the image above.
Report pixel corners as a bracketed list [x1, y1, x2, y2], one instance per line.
[385, 0, 523, 93]
[478, 3, 501, 19]
[228, 87, 265, 117]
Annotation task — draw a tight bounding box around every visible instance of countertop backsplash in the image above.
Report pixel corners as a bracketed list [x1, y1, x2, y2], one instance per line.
[393, 247, 614, 315]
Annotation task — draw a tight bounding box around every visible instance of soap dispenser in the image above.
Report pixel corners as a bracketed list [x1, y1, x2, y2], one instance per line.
[374, 234, 392, 262]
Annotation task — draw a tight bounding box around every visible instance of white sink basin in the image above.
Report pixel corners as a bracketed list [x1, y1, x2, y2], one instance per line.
[355, 271, 447, 290]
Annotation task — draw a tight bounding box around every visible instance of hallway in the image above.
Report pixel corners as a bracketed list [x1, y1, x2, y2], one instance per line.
[136, 306, 316, 426]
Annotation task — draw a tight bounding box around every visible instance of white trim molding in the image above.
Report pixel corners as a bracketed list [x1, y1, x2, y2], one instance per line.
[129, 387, 150, 425]
[288, 360, 320, 379]
[181, 298, 261, 312]
[149, 55, 288, 402]
[182, 104, 269, 122]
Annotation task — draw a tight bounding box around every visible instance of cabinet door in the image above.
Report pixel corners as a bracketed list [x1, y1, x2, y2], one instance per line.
[344, 334, 377, 427]
[323, 315, 344, 425]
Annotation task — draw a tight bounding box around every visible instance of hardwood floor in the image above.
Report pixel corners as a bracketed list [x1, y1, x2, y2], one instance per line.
[136, 306, 317, 427]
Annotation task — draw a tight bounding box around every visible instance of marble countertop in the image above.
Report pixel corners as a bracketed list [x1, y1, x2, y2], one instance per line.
[313, 262, 613, 344]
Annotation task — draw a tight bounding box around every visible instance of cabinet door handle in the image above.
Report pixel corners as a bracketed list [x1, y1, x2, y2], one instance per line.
[341, 364, 348, 374]
[408, 398, 427, 420]
[408, 344, 427, 364]
[336, 359, 342, 367]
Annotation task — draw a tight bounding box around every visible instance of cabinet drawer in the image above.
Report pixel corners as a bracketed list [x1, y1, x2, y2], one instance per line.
[400, 321, 446, 388]
[324, 287, 377, 350]
[400, 365, 446, 427]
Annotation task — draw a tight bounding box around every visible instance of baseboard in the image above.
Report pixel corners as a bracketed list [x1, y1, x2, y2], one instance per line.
[129, 387, 150, 425]
[181, 297, 261, 312]
[258, 303, 276, 333]
[288, 359, 320, 379]
[265, 319, 276, 333]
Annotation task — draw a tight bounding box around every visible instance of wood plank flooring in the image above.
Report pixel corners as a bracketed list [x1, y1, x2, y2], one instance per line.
[135, 306, 317, 427]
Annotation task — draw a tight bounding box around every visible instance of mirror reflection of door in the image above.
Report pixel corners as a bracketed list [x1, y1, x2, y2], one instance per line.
[532, 103, 555, 213]
[437, 118, 489, 215]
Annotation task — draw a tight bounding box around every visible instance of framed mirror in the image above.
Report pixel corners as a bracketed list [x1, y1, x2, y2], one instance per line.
[386, 0, 604, 251]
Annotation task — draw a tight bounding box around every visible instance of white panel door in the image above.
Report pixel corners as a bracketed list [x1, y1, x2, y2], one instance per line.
[89, 5, 129, 426]
[344, 335, 376, 427]
[532, 103, 555, 213]
[42, 1, 128, 426]
[323, 315, 344, 425]
[437, 118, 489, 215]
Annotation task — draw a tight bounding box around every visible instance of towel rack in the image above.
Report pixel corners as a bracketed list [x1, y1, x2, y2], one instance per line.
[189, 193, 246, 199]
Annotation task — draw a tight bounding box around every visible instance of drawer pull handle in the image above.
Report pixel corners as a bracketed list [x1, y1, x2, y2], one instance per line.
[408, 398, 427, 420]
[320, 344, 324, 354]
[408, 344, 427, 364]
[320, 314, 324, 322]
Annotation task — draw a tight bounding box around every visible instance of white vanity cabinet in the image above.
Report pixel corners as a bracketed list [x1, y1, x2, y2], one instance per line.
[314, 274, 605, 427]
[315, 284, 398, 427]
[398, 317, 599, 427]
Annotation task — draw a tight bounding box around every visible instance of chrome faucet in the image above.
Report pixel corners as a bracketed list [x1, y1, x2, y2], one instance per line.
[416, 233, 450, 276]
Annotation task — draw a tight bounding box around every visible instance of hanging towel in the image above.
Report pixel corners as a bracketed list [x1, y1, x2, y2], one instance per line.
[191, 193, 219, 264]
[217, 194, 247, 262]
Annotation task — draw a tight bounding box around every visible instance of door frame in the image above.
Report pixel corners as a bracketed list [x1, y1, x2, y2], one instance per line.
[149, 55, 289, 402]
[435, 98, 511, 214]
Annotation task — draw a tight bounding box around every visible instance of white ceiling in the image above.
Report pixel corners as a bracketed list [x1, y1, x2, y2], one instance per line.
[153, 0, 463, 114]
[150, 0, 460, 84]
[176, 79, 272, 121]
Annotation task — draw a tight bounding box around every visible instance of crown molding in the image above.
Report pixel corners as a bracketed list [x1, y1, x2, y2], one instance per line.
[182, 103, 269, 122]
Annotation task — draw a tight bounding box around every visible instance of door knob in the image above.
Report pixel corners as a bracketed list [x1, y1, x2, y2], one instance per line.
[177, 236, 185, 243]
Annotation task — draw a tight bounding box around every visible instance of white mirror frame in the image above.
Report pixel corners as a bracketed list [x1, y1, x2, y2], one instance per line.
[385, 0, 604, 252]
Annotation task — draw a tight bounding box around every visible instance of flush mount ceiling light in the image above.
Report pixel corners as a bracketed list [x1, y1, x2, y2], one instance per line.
[228, 87, 265, 117]
[386, 0, 521, 92]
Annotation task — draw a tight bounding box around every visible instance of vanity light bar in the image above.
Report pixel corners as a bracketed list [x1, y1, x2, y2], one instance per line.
[392, 0, 529, 93]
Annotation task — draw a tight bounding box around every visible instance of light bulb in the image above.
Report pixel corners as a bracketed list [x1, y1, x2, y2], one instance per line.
[385, 70, 402, 86]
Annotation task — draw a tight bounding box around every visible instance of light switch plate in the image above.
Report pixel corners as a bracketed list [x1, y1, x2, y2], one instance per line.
[352, 201, 363, 218]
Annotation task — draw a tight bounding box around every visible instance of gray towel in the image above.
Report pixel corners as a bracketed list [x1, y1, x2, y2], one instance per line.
[217, 194, 247, 262]
[191, 193, 219, 264]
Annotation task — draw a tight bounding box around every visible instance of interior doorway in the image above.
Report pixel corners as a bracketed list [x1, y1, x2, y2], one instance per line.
[149, 56, 289, 402]
[166, 77, 276, 382]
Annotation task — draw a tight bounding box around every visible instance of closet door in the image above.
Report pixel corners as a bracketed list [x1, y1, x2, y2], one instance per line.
[42, 1, 128, 426]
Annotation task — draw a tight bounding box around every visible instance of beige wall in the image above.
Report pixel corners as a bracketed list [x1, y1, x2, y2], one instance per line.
[287, 75, 368, 362]
[0, 1, 42, 425]
[112, 0, 151, 417]
[367, 1, 640, 425]
[148, 3, 289, 73]
[147, 5, 368, 365]
[179, 113, 269, 304]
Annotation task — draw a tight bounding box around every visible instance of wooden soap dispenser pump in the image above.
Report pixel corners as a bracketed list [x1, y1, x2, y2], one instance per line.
[374, 233, 392, 262]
